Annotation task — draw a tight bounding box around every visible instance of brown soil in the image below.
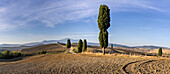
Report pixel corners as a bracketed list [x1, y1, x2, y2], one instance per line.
[0, 54, 169, 74]
[1, 43, 169, 73]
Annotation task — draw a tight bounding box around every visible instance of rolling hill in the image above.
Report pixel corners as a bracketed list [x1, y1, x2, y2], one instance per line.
[0, 38, 169, 52]
[21, 43, 66, 53]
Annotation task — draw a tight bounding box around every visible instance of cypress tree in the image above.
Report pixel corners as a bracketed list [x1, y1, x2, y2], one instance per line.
[77, 39, 83, 53]
[97, 5, 110, 55]
[158, 48, 162, 56]
[83, 39, 87, 51]
[66, 39, 71, 48]
[111, 44, 113, 49]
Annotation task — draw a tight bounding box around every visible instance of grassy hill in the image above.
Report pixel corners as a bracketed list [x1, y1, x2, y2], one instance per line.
[0, 43, 170, 73]
[19, 43, 170, 58]
[20, 43, 67, 53]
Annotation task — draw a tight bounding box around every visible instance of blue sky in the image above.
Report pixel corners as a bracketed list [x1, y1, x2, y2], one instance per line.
[0, 0, 170, 47]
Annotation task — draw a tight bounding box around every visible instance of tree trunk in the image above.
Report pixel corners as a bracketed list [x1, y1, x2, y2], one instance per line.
[103, 47, 105, 55]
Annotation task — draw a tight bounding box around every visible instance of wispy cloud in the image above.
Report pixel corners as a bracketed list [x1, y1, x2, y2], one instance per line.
[0, 0, 163, 31]
[61, 32, 113, 38]
[26, 33, 99, 42]
[137, 27, 152, 30]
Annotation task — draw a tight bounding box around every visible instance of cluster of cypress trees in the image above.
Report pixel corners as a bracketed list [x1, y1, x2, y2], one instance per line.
[66, 5, 164, 57]
[77, 39, 87, 53]
[77, 39, 83, 52]
[66, 39, 87, 53]
[65, 5, 110, 55]
[66, 5, 110, 55]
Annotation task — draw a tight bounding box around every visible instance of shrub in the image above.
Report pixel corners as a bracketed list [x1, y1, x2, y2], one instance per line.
[2, 50, 10, 55]
[13, 52, 22, 57]
[73, 48, 76, 51]
[158, 48, 162, 56]
[72, 48, 76, 53]
[0, 54, 3, 58]
[38, 50, 47, 54]
[0, 50, 22, 59]
[42, 50, 47, 54]
[2, 50, 11, 59]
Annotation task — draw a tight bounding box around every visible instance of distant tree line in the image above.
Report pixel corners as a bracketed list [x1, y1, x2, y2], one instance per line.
[38, 50, 47, 54]
[0, 49, 48, 59]
[0, 50, 22, 59]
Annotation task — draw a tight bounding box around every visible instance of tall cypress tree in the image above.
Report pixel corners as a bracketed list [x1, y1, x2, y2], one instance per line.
[158, 48, 162, 56]
[83, 39, 87, 51]
[97, 5, 110, 55]
[111, 44, 113, 49]
[77, 39, 83, 53]
[66, 39, 71, 48]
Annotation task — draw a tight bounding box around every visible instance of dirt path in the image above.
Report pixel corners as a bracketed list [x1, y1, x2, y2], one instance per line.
[0, 54, 169, 74]
[69, 47, 76, 54]
[122, 59, 170, 74]
[122, 60, 142, 74]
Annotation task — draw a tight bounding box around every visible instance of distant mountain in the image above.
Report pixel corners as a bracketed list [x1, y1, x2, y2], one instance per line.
[87, 42, 129, 48]
[0, 46, 32, 52]
[133, 46, 169, 49]
[0, 38, 169, 52]
[0, 38, 79, 51]
[22, 38, 78, 46]
[0, 44, 21, 47]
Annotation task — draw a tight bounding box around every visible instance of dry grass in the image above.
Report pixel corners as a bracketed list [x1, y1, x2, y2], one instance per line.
[148, 49, 170, 54]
